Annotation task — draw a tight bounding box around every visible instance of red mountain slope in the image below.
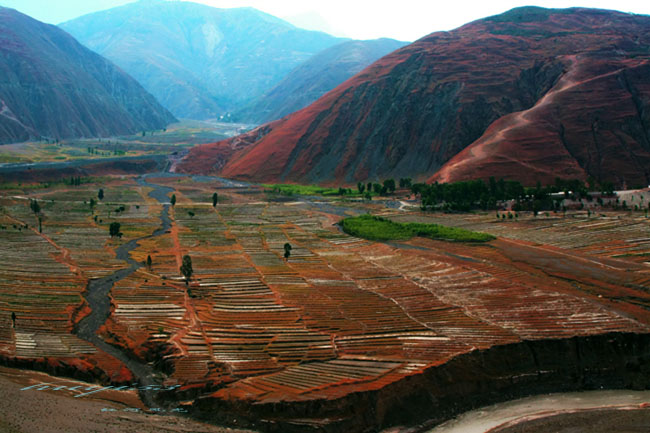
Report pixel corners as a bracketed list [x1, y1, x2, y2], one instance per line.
[177, 7, 650, 187]
[432, 55, 650, 186]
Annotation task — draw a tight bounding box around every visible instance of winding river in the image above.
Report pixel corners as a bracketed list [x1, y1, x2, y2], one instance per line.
[73, 175, 174, 406]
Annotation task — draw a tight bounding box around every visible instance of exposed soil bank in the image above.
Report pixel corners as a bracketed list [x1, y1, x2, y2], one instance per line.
[191, 332, 650, 433]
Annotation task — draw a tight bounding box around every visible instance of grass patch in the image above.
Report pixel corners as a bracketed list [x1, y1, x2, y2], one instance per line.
[340, 214, 495, 243]
[265, 183, 352, 197]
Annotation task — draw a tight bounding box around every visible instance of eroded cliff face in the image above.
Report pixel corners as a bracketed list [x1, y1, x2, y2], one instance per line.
[177, 7, 650, 187]
[189, 332, 650, 433]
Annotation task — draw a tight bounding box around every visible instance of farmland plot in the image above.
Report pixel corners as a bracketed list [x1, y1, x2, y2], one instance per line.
[1, 177, 648, 432]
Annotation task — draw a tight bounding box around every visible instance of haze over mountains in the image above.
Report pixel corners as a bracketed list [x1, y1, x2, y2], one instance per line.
[60, 0, 349, 120]
[0, 7, 175, 145]
[178, 7, 650, 188]
[234, 38, 408, 124]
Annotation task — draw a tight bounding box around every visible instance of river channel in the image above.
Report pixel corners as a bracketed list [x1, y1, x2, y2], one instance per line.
[73, 175, 174, 406]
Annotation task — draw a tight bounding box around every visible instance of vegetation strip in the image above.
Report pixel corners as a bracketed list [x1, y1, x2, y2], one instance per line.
[340, 214, 495, 242]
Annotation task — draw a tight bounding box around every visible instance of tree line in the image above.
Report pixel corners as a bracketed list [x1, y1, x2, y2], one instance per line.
[411, 177, 616, 213]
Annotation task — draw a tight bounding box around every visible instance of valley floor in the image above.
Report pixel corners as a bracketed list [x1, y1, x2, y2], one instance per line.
[0, 174, 648, 432]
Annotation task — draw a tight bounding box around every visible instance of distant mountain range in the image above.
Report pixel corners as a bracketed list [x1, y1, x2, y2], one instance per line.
[234, 38, 408, 124]
[0, 7, 175, 145]
[177, 7, 650, 188]
[61, 0, 348, 120]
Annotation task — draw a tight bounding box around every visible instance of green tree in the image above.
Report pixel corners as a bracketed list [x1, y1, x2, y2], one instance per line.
[399, 178, 412, 189]
[98, 188, 104, 200]
[89, 198, 96, 210]
[383, 178, 396, 193]
[171, 194, 176, 206]
[30, 200, 40, 214]
[146, 255, 152, 269]
[180, 255, 193, 285]
[212, 192, 218, 207]
[109, 222, 122, 238]
[283, 243, 292, 260]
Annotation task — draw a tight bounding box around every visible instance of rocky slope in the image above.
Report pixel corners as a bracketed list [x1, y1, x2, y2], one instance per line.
[234, 38, 407, 124]
[0, 7, 175, 145]
[61, 0, 344, 119]
[177, 7, 650, 187]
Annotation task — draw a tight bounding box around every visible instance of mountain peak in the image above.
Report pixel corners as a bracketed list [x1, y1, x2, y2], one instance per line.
[61, 1, 343, 119]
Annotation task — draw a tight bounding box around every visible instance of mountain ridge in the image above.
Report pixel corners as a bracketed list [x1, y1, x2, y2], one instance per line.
[0, 6, 175, 144]
[60, 0, 345, 119]
[176, 6, 650, 187]
[234, 38, 408, 124]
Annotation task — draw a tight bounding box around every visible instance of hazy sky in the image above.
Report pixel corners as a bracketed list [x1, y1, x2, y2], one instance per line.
[2, 0, 650, 41]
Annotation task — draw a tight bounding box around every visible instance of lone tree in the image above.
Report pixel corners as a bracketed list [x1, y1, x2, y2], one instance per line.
[357, 182, 365, 194]
[146, 255, 152, 269]
[180, 255, 193, 285]
[212, 192, 218, 207]
[283, 242, 292, 260]
[30, 199, 40, 214]
[98, 188, 104, 200]
[171, 194, 176, 206]
[109, 221, 122, 238]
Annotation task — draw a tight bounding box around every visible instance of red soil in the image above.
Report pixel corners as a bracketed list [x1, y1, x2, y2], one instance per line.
[432, 56, 650, 185]
[176, 8, 650, 187]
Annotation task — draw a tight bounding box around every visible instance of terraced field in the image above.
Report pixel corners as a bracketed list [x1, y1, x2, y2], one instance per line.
[1, 176, 649, 432]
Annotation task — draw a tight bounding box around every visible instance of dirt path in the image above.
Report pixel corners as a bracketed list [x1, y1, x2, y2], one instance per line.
[166, 205, 213, 359]
[436, 54, 590, 182]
